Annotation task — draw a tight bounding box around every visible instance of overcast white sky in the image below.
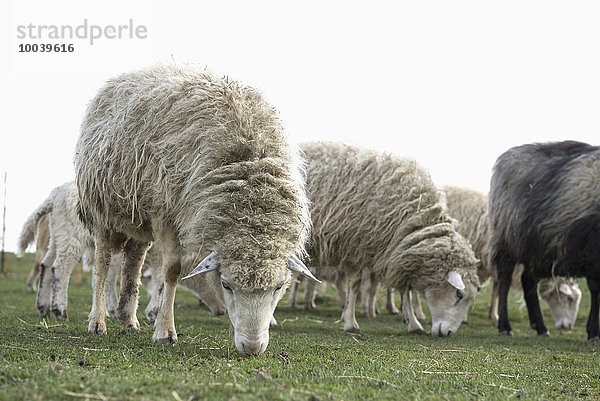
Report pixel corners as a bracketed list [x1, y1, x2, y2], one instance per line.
[1, 1, 599, 252]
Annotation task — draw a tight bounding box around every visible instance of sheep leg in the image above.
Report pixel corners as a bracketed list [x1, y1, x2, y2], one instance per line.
[402, 289, 425, 334]
[521, 268, 548, 336]
[304, 278, 317, 310]
[411, 290, 426, 321]
[496, 253, 516, 336]
[387, 288, 399, 315]
[586, 278, 600, 341]
[116, 239, 150, 333]
[288, 278, 299, 308]
[36, 240, 56, 317]
[26, 263, 40, 292]
[318, 281, 327, 296]
[153, 231, 181, 344]
[489, 278, 499, 326]
[144, 252, 163, 323]
[88, 234, 112, 335]
[359, 269, 372, 317]
[335, 271, 347, 308]
[342, 272, 361, 333]
[50, 247, 81, 321]
[81, 246, 95, 272]
[104, 259, 120, 317]
[366, 273, 379, 318]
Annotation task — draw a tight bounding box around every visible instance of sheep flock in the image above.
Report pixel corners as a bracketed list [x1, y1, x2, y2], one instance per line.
[14, 64, 599, 361]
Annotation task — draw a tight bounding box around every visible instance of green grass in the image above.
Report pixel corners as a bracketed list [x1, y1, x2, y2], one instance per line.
[1, 253, 598, 400]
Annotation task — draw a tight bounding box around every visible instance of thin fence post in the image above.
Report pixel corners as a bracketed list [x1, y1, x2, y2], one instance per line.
[1, 172, 6, 274]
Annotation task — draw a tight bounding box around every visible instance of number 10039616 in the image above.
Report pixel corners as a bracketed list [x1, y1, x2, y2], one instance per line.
[19, 43, 74, 52]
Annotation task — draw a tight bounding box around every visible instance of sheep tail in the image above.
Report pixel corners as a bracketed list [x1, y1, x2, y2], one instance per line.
[16, 196, 53, 257]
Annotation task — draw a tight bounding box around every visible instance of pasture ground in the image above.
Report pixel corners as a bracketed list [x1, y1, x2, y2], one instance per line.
[1, 253, 598, 400]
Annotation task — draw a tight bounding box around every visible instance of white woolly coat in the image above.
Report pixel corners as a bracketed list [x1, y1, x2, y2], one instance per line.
[75, 65, 310, 290]
[302, 142, 479, 292]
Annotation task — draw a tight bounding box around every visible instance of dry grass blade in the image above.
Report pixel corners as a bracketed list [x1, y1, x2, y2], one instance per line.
[63, 391, 109, 400]
[421, 371, 473, 375]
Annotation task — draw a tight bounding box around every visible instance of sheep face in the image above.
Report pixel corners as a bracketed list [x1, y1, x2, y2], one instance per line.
[542, 281, 582, 330]
[423, 271, 477, 336]
[217, 268, 291, 357]
[184, 252, 319, 356]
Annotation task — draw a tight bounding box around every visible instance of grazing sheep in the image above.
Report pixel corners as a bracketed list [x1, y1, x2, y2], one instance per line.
[75, 65, 317, 355]
[16, 181, 96, 320]
[21, 214, 95, 293]
[443, 185, 582, 330]
[489, 140, 600, 340]
[302, 142, 480, 336]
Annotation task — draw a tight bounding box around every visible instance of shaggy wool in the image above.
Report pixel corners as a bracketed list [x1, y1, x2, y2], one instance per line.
[301, 142, 479, 292]
[75, 64, 310, 290]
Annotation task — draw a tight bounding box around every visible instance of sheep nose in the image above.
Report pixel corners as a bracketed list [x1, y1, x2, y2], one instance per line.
[242, 342, 264, 356]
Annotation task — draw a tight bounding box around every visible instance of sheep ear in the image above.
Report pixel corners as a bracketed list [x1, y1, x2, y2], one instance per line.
[558, 282, 573, 297]
[288, 254, 322, 283]
[182, 251, 220, 280]
[446, 271, 465, 290]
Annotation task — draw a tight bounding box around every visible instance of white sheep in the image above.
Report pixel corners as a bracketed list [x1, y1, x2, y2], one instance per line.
[443, 185, 582, 330]
[17, 184, 222, 322]
[16, 181, 101, 319]
[75, 64, 317, 355]
[302, 142, 480, 336]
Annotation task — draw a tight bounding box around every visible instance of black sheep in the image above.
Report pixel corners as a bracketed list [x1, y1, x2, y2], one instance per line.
[489, 140, 600, 340]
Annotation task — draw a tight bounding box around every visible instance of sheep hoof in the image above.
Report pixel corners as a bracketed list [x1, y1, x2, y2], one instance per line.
[88, 321, 107, 335]
[37, 305, 51, 317]
[388, 308, 399, 315]
[408, 328, 427, 335]
[538, 330, 550, 337]
[344, 326, 360, 334]
[153, 330, 177, 344]
[588, 336, 599, 343]
[212, 309, 226, 316]
[120, 321, 140, 334]
[498, 330, 513, 337]
[52, 308, 68, 321]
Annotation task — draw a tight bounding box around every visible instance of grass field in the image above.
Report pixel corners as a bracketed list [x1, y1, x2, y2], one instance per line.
[1, 253, 598, 400]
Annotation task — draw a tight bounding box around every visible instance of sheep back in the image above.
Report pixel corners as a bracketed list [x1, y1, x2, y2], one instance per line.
[443, 186, 492, 283]
[489, 140, 600, 278]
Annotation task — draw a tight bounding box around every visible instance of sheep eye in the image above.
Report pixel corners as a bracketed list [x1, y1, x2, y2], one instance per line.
[221, 280, 232, 292]
[274, 282, 284, 292]
[456, 289, 464, 302]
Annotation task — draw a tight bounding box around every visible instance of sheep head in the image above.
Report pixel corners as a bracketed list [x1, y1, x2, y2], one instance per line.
[183, 251, 320, 356]
[422, 271, 479, 337]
